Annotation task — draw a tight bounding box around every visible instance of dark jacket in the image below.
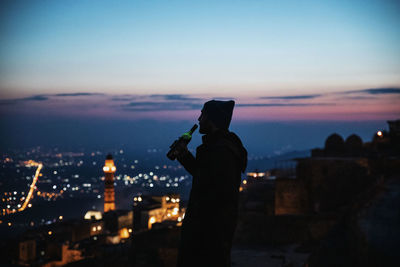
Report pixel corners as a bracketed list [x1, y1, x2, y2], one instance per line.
[177, 129, 247, 267]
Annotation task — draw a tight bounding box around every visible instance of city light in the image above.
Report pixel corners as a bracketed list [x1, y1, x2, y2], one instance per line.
[119, 228, 130, 239]
[103, 165, 116, 173]
[84, 211, 102, 220]
[148, 216, 156, 229]
[377, 131, 383, 137]
[15, 161, 43, 213]
[172, 208, 178, 216]
[3, 149, 189, 247]
[247, 172, 266, 179]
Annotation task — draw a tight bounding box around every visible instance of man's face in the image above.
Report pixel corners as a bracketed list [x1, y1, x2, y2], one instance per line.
[198, 111, 213, 134]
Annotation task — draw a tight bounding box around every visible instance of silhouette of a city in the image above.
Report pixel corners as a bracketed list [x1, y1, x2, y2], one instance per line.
[1, 119, 399, 267]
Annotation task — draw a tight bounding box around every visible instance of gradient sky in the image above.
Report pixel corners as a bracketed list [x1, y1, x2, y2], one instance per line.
[0, 0, 400, 121]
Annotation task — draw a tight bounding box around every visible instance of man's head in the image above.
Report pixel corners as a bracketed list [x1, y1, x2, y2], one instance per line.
[198, 100, 235, 134]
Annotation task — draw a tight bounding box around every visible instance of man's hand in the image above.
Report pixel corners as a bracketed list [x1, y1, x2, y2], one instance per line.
[175, 141, 189, 158]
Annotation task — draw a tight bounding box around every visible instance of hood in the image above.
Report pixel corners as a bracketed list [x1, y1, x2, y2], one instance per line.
[202, 129, 248, 173]
[225, 132, 248, 173]
[202, 100, 235, 130]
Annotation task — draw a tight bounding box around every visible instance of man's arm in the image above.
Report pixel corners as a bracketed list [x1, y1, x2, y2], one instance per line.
[177, 149, 197, 176]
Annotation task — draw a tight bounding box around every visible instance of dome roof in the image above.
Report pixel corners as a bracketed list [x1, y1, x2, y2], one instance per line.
[325, 133, 345, 151]
[345, 134, 363, 148]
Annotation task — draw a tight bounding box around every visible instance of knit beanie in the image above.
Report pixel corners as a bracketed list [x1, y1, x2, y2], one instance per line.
[202, 100, 235, 130]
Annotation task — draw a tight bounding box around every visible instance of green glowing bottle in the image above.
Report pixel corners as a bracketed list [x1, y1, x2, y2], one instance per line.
[167, 124, 198, 160]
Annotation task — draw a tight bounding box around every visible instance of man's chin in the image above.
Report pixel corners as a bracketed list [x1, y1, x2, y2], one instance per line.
[199, 127, 207, 134]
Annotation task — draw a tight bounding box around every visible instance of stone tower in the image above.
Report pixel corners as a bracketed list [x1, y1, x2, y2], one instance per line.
[103, 154, 116, 212]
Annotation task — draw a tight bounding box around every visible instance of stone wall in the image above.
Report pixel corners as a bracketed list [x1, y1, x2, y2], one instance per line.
[234, 212, 339, 246]
[275, 178, 308, 215]
[306, 176, 400, 267]
[296, 158, 373, 213]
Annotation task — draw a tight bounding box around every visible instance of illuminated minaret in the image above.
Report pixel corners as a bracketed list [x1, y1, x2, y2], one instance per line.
[103, 154, 116, 212]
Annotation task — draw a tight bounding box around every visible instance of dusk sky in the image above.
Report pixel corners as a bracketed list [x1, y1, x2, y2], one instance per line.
[1, 0, 400, 119]
[0, 0, 399, 153]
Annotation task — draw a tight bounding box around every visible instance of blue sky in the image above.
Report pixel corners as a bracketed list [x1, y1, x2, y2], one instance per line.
[1, 0, 399, 98]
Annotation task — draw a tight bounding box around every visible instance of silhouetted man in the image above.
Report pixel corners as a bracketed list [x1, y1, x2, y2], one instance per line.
[175, 100, 247, 267]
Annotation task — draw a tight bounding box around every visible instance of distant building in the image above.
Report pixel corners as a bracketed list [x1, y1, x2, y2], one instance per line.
[41, 242, 83, 267]
[18, 219, 103, 266]
[102, 209, 133, 238]
[103, 154, 116, 212]
[133, 194, 183, 231]
[241, 172, 275, 215]
[84, 210, 102, 221]
[388, 119, 400, 136]
[275, 120, 400, 215]
[290, 157, 372, 214]
[235, 119, 400, 248]
[240, 120, 400, 216]
[275, 177, 308, 215]
[19, 240, 36, 265]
